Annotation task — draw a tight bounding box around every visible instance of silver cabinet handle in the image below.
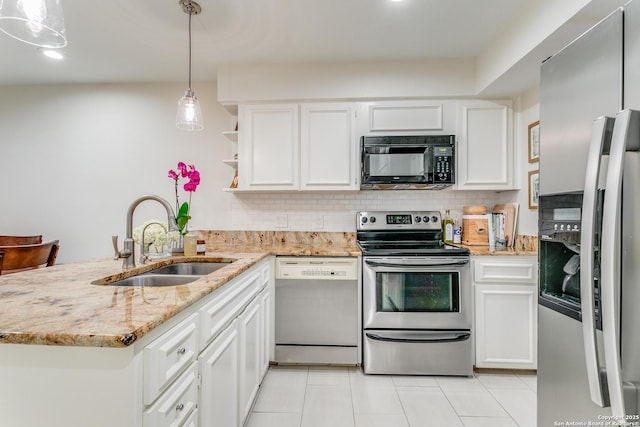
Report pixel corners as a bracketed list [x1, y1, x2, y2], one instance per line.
[580, 115, 613, 408]
[177, 347, 186, 355]
[175, 403, 184, 411]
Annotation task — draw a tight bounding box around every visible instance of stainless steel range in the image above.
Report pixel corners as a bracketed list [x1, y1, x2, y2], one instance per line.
[357, 210, 473, 376]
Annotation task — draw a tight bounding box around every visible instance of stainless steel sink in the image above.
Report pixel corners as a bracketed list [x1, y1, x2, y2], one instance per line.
[148, 261, 231, 276]
[105, 274, 198, 287]
[97, 261, 234, 287]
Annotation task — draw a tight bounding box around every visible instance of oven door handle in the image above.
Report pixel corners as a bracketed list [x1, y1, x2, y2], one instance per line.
[365, 331, 471, 344]
[365, 259, 469, 268]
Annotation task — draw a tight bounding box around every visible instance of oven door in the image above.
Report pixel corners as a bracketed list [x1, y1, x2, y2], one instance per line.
[363, 256, 471, 330]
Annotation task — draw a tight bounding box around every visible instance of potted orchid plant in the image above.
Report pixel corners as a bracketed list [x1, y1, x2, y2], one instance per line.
[168, 161, 201, 236]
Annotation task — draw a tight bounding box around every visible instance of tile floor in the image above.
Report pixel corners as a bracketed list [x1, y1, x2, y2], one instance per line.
[246, 366, 536, 427]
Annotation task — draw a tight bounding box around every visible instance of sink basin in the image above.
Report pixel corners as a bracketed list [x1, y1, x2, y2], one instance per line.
[147, 261, 232, 276]
[105, 274, 198, 287]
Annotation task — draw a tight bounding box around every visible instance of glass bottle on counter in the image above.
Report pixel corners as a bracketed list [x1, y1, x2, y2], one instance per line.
[183, 230, 197, 256]
[442, 209, 454, 244]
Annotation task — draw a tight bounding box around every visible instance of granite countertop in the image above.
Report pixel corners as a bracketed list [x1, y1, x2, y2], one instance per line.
[0, 230, 533, 349]
[0, 232, 360, 349]
[0, 253, 269, 348]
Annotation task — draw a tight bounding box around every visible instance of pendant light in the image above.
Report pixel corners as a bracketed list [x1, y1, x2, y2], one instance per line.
[176, 0, 203, 131]
[0, 0, 67, 48]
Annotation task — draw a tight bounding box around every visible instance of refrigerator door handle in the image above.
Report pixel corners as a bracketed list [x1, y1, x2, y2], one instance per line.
[601, 109, 640, 418]
[581, 116, 614, 408]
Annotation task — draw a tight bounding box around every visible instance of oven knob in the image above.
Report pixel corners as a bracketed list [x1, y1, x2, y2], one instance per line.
[431, 216, 438, 223]
[361, 217, 368, 224]
[423, 216, 429, 223]
[415, 216, 421, 223]
[370, 216, 376, 223]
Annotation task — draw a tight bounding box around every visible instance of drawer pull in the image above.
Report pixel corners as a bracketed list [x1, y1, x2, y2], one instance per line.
[176, 403, 185, 411]
[177, 347, 186, 355]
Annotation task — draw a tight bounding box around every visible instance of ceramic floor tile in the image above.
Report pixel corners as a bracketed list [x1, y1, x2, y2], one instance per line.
[443, 388, 509, 417]
[518, 374, 537, 392]
[459, 416, 519, 427]
[307, 366, 350, 386]
[396, 386, 464, 427]
[391, 375, 439, 387]
[252, 370, 308, 413]
[301, 384, 354, 427]
[489, 387, 537, 427]
[246, 412, 302, 427]
[355, 413, 410, 427]
[351, 382, 405, 414]
[436, 375, 485, 392]
[476, 373, 530, 390]
[349, 367, 395, 388]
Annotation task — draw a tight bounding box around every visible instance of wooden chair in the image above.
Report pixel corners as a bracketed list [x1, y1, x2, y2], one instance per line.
[0, 235, 43, 245]
[0, 240, 60, 275]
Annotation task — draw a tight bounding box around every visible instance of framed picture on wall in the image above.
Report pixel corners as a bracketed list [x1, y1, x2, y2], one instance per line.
[528, 170, 540, 209]
[528, 120, 540, 163]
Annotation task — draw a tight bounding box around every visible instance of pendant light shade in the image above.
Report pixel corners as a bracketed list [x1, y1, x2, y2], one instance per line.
[176, 89, 203, 131]
[176, 0, 203, 132]
[0, 0, 67, 48]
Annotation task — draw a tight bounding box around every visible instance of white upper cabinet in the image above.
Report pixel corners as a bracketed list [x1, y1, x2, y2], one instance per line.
[238, 104, 299, 190]
[457, 100, 514, 190]
[237, 102, 358, 191]
[300, 103, 357, 190]
[359, 100, 458, 135]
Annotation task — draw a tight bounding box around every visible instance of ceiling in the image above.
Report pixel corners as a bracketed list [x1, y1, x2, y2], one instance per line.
[0, 0, 540, 87]
[0, 0, 532, 85]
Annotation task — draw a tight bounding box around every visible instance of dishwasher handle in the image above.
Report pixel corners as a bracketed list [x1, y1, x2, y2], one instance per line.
[365, 331, 471, 344]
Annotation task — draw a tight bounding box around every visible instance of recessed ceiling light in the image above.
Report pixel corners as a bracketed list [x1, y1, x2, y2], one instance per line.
[40, 49, 64, 60]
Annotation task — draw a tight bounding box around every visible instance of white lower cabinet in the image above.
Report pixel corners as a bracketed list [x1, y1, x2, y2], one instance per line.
[144, 362, 199, 427]
[239, 298, 262, 421]
[199, 320, 240, 427]
[473, 256, 538, 370]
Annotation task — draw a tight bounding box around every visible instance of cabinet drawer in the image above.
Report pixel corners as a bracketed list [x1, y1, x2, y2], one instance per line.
[200, 271, 260, 349]
[144, 313, 199, 405]
[144, 362, 198, 427]
[473, 258, 537, 284]
[182, 408, 198, 427]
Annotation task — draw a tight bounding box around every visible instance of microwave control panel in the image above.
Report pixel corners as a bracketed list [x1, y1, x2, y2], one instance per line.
[433, 146, 453, 182]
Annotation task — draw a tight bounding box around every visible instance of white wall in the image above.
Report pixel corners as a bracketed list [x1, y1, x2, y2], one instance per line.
[0, 82, 538, 264]
[0, 82, 236, 263]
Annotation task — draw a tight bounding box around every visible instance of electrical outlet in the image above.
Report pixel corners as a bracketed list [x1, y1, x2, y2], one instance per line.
[313, 215, 324, 229]
[276, 214, 288, 228]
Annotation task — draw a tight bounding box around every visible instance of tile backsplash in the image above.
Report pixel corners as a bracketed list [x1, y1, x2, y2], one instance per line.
[229, 189, 518, 231]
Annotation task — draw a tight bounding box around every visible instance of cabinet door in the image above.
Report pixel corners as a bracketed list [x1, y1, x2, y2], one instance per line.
[259, 287, 272, 379]
[199, 321, 240, 427]
[300, 103, 357, 190]
[238, 299, 262, 423]
[457, 100, 514, 190]
[239, 104, 299, 190]
[475, 284, 537, 369]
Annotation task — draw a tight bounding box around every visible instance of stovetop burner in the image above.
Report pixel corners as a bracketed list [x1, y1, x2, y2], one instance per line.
[356, 210, 470, 257]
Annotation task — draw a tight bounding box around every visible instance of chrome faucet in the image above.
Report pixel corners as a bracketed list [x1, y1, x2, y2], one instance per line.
[113, 195, 179, 270]
[139, 221, 168, 265]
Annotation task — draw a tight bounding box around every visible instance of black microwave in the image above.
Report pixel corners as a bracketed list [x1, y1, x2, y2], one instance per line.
[360, 135, 455, 190]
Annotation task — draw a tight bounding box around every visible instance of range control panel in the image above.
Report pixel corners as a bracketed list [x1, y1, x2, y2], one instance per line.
[357, 211, 442, 231]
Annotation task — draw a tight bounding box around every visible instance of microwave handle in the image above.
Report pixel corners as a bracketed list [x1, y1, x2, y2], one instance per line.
[580, 115, 613, 408]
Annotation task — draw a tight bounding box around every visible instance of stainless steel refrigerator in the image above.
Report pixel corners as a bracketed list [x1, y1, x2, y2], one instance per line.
[538, 1, 640, 425]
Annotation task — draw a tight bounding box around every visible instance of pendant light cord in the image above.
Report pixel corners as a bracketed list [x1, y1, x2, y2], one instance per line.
[188, 11, 192, 91]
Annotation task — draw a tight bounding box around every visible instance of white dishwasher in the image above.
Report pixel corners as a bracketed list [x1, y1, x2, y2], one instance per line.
[275, 256, 360, 365]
